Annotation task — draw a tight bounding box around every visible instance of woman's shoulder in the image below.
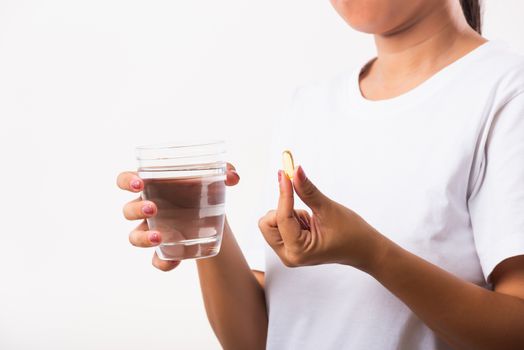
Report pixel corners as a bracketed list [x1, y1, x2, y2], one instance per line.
[479, 41, 524, 95]
[482, 40, 524, 67]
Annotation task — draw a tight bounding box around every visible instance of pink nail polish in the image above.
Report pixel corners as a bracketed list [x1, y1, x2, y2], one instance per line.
[131, 179, 141, 190]
[149, 232, 160, 244]
[143, 204, 154, 215]
[278, 170, 282, 183]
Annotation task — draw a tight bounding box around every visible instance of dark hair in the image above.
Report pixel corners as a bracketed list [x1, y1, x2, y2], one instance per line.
[460, 0, 482, 34]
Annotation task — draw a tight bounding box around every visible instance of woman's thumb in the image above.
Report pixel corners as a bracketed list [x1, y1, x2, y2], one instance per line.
[293, 166, 329, 211]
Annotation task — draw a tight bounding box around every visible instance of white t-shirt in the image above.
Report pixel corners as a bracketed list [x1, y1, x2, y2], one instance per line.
[244, 40, 524, 350]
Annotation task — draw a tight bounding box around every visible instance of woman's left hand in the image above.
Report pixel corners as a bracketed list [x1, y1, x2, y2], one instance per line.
[258, 166, 386, 271]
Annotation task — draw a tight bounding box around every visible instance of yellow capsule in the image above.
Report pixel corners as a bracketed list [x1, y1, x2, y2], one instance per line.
[282, 150, 295, 179]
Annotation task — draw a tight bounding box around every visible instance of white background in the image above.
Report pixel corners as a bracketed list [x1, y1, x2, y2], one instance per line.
[0, 1, 522, 349]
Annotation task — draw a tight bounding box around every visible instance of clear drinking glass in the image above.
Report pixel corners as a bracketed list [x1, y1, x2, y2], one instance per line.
[136, 141, 226, 261]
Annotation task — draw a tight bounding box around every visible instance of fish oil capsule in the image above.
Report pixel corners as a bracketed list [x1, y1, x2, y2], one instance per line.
[282, 150, 295, 179]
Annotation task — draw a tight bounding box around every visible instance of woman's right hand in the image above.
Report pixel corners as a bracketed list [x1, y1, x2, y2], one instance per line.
[117, 163, 240, 272]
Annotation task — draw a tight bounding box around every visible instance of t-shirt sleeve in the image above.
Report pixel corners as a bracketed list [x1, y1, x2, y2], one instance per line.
[468, 91, 524, 282]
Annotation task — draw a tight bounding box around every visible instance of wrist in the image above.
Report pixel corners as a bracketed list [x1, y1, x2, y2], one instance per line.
[346, 229, 395, 276]
[364, 232, 391, 275]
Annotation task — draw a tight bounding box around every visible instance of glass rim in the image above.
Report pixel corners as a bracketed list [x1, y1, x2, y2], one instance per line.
[135, 140, 226, 162]
[135, 139, 225, 151]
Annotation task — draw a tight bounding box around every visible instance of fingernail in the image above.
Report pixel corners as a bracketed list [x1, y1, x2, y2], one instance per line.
[231, 170, 240, 179]
[131, 179, 142, 190]
[142, 204, 154, 215]
[278, 170, 282, 183]
[149, 232, 160, 244]
[297, 166, 306, 182]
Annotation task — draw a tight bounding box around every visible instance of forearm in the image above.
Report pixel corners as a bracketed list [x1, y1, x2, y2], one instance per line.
[365, 236, 524, 350]
[197, 218, 267, 350]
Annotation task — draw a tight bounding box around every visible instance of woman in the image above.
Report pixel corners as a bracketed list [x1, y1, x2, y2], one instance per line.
[117, 0, 524, 349]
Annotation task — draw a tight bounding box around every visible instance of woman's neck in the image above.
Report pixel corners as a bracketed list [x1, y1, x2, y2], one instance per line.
[360, 2, 486, 100]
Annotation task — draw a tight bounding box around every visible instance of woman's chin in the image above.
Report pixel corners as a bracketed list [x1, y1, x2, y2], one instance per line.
[344, 20, 395, 35]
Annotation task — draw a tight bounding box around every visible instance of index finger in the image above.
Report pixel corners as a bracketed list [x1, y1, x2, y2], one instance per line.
[276, 170, 300, 240]
[116, 171, 143, 192]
